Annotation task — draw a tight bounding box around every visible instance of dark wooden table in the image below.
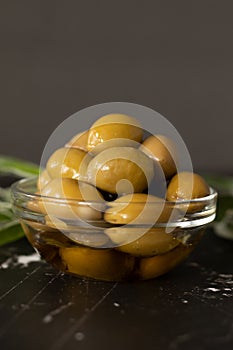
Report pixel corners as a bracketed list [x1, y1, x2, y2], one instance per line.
[0, 228, 233, 350]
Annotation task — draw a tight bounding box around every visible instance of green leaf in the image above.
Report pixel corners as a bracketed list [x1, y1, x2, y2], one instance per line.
[0, 200, 14, 218]
[0, 215, 9, 221]
[215, 196, 233, 221]
[0, 200, 12, 210]
[214, 209, 233, 240]
[0, 187, 11, 202]
[0, 211, 14, 221]
[0, 155, 39, 246]
[203, 173, 233, 220]
[0, 220, 25, 246]
[204, 174, 233, 195]
[204, 174, 233, 239]
[0, 155, 39, 178]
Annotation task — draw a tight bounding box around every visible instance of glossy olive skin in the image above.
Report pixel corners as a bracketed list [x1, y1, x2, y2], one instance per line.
[46, 147, 91, 180]
[41, 178, 81, 199]
[87, 147, 154, 194]
[141, 135, 177, 179]
[167, 172, 210, 201]
[59, 246, 135, 281]
[166, 172, 210, 213]
[40, 178, 104, 221]
[137, 244, 194, 280]
[106, 227, 179, 257]
[87, 114, 143, 151]
[65, 130, 89, 152]
[104, 193, 180, 225]
[66, 231, 110, 248]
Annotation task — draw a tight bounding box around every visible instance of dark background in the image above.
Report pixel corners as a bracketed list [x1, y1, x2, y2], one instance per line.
[0, 0, 233, 174]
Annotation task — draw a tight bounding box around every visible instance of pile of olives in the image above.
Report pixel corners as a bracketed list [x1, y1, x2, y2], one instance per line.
[38, 113, 210, 212]
[26, 113, 211, 281]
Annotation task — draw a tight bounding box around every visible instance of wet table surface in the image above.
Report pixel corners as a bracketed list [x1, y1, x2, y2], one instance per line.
[0, 229, 233, 350]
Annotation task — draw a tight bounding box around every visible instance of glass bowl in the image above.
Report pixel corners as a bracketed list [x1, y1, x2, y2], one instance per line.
[11, 178, 217, 281]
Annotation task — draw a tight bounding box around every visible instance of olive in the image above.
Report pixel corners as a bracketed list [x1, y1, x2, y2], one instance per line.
[104, 193, 180, 225]
[143, 160, 167, 198]
[87, 147, 154, 194]
[137, 244, 194, 280]
[89, 139, 140, 156]
[59, 246, 135, 281]
[37, 169, 51, 191]
[44, 216, 110, 247]
[166, 172, 210, 212]
[66, 231, 110, 248]
[65, 130, 89, 152]
[40, 178, 104, 221]
[45, 217, 109, 250]
[46, 147, 91, 180]
[141, 135, 177, 179]
[106, 227, 179, 257]
[87, 114, 143, 151]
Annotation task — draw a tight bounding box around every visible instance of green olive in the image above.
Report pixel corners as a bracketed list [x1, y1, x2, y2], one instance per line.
[46, 147, 91, 180]
[87, 147, 154, 194]
[66, 231, 110, 248]
[137, 244, 193, 280]
[166, 172, 210, 212]
[65, 130, 89, 152]
[141, 135, 177, 179]
[59, 246, 135, 281]
[37, 169, 51, 191]
[106, 227, 179, 257]
[89, 139, 139, 156]
[87, 114, 143, 151]
[104, 193, 179, 225]
[40, 178, 104, 221]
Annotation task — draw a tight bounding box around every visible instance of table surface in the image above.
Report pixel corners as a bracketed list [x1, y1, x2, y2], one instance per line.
[0, 228, 233, 350]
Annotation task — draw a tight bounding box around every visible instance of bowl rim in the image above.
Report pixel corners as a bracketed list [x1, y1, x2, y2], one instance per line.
[11, 176, 218, 206]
